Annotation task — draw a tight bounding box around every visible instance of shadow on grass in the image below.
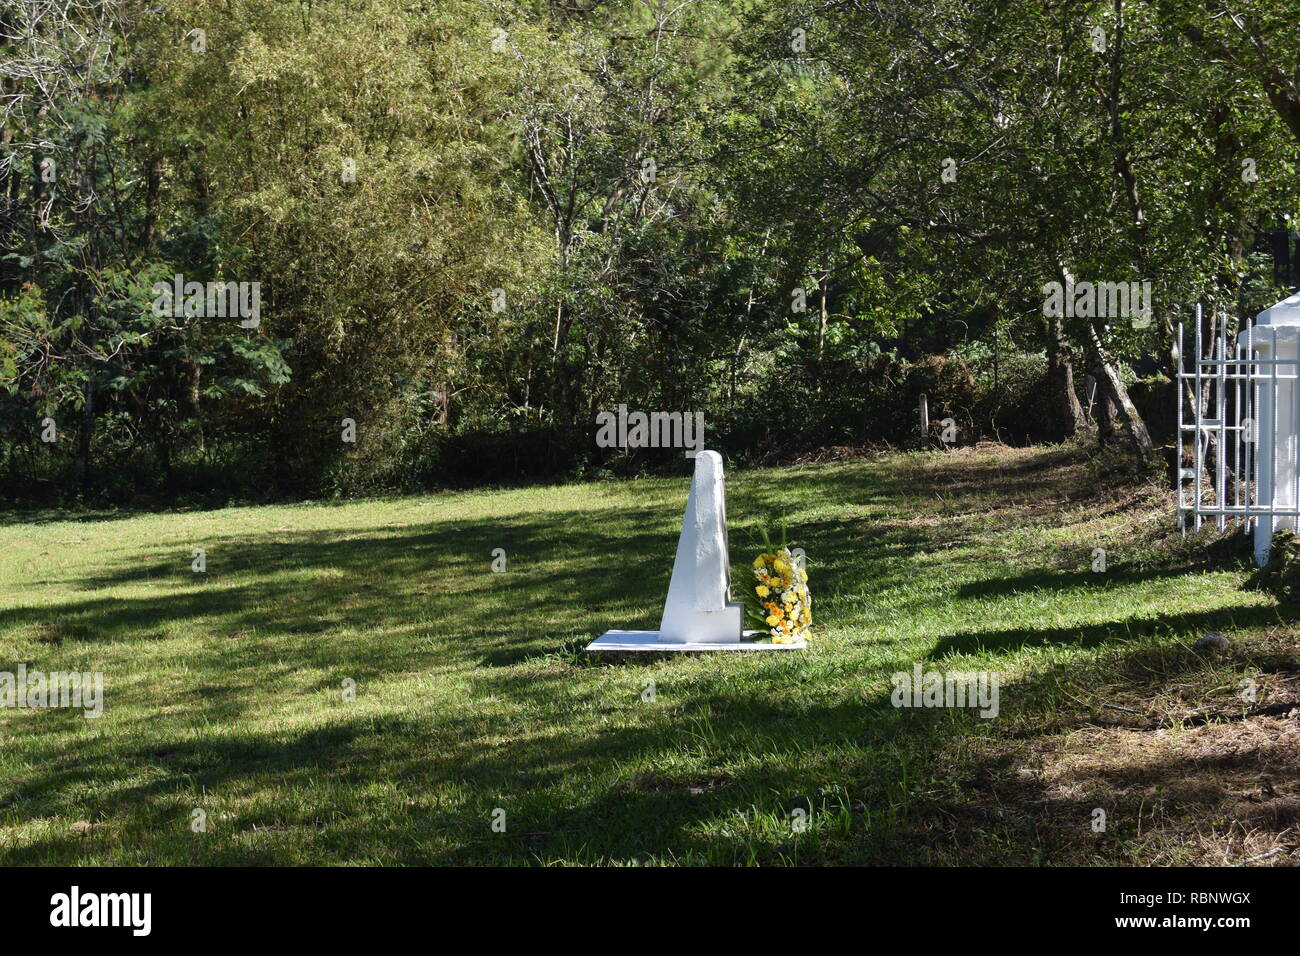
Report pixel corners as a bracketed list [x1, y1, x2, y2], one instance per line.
[956, 564, 1223, 600]
[928, 604, 1297, 659]
[902, 635, 1300, 865]
[3, 444, 1287, 865]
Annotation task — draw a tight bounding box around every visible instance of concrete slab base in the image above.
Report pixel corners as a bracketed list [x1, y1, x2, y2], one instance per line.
[586, 629, 807, 661]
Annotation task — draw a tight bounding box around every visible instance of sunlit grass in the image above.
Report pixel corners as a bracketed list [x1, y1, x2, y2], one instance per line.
[0, 443, 1290, 865]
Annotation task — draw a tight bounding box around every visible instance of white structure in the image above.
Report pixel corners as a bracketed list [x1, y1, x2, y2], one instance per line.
[1250, 293, 1300, 564]
[586, 450, 806, 654]
[1177, 293, 1300, 565]
[658, 450, 745, 642]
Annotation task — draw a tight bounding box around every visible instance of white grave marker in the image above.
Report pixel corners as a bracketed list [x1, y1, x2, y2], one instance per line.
[586, 450, 806, 655]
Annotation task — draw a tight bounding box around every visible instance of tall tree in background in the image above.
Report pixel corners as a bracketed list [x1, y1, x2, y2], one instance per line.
[723, 0, 1298, 460]
[139, 0, 545, 493]
[1, 0, 286, 494]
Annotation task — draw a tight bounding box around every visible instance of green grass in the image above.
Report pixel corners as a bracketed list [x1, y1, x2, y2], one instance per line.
[1, 443, 1296, 865]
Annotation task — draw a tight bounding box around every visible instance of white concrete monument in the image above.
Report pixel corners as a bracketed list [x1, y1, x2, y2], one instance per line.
[586, 450, 806, 655]
[1252, 291, 1300, 566]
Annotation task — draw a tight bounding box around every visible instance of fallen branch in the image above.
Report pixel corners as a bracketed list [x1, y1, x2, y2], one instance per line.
[1236, 847, 1287, 866]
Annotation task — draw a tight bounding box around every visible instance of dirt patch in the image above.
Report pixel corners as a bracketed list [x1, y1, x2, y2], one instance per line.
[932, 705, 1300, 865]
[1033, 714, 1300, 864]
[916, 627, 1300, 865]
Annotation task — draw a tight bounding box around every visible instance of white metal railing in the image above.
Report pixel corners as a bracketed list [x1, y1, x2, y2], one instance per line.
[1177, 303, 1300, 564]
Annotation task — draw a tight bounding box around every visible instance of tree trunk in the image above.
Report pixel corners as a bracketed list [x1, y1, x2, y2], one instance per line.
[1090, 367, 1117, 447]
[1087, 322, 1156, 464]
[1045, 314, 1086, 440]
[75, 371, 94, 495]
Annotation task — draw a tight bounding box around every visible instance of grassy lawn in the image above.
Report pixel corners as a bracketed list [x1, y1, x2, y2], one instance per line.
[1, 443, 1296, 865]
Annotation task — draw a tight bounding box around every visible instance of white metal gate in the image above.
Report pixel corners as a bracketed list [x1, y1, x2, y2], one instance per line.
[1177, 301, 1300, 564]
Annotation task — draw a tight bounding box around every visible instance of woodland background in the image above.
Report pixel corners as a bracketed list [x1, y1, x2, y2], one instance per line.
[2, 0, 1299, 504]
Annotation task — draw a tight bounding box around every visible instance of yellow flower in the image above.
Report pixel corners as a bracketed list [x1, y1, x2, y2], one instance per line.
[752, 555, 765, 568]
[799, 568, 808, 582]
[755, 585, 770, 597]
[765, 614, 780, 627]
[773, 559, 788, 574]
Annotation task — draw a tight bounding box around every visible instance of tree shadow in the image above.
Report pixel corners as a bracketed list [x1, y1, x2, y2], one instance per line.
[928, 604, 1297, 659]
[955, 563, 1242, 601]
[4, 444, 1289, 865]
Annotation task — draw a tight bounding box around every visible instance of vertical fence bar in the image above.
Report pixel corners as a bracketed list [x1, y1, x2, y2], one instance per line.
[1218, 310, 1228, 531]
[1272, 326, 1279, 536]
[1177, 317, 1186, 532]
[1195, 305, 1204, 531]
[1293, 333, 1299, 537]
[1248, 316, 1256, 533]
[1233, 314, 1241, 523]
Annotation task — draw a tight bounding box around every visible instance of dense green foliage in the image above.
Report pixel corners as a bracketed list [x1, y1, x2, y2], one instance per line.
[3, 0, 1298, 503]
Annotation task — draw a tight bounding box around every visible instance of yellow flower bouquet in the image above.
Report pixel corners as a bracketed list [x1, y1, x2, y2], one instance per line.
[746, 532, 812, 644]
